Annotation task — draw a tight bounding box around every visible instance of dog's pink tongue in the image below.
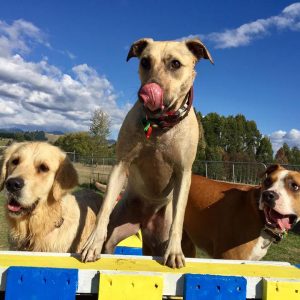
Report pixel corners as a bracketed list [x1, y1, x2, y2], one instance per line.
[277, 217, 292, 231]
[139, 83, 164, 111]
[270, 209, 292, 230]
[8, 200, 21, 212]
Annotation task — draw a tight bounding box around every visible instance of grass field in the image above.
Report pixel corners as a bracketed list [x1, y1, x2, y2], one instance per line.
[0, 191, 299, 264]
[0, 138, 12, 145]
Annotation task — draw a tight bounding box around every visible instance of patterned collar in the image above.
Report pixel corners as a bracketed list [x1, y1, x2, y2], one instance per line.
[141, 87, 194, 139]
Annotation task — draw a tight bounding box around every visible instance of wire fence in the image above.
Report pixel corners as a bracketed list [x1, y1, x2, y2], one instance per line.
[192, 161, 267, 185]
[64, 152, 300, 186]
[1, 147, 299, 185]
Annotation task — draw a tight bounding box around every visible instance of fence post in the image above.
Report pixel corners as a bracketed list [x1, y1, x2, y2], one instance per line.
[73, 151, 76, 162]
[205, 162, 208, 178]
[232, 163, 235, 183]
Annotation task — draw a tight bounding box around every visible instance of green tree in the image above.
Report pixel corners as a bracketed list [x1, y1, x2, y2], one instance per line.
[282, 143, 292, 163]
[244, 120, 261, 160]
[222, 115, 243, 160]
[14, 132, 25, 141]
[55, 132, 95, 156]
[205, 146, 223, 161]
[90, 109, 111, 145]
[202, 112, 224, 148]
[195, 111, 206, 161]
[290, 146, 300, 165]
[221, 115, 261, 161]
[256, 136, 273, 163]
[275, 143, 290, 164]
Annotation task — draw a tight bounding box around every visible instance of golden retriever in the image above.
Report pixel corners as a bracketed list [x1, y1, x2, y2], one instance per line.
[0, 142, 101, 252]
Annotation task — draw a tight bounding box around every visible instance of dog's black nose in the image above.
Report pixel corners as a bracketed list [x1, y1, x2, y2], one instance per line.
[262, 190, 279, 208]
[5, 177, 24, 192]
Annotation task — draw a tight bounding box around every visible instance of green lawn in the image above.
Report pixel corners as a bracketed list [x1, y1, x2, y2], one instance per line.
[196, 233, 300, 264]
[263, 232, 300, 264]
[0, 191, 299, 264]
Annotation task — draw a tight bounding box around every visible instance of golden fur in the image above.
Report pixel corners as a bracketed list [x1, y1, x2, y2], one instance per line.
[0, 142, 101, 252]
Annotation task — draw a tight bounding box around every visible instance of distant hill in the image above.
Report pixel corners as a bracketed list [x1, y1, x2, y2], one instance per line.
[0, 128, 64, 135]
[0, 127, 23, 133]
[47, 130, 64, 135]
[0, 128, 114, 145]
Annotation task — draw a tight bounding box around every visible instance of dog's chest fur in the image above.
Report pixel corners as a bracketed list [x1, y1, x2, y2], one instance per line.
[129, 146, 175, 199]
[8, 194, 80, 252]
[118, 103, 199, 202]
[246, 230, 273, 260]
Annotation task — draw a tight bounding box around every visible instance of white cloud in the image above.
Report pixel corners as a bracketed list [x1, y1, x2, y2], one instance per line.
[270, 129, 300, 153]
[182, 2, 300, 48]
[0, 19, 48, 57]
[0, 19, 130, 137]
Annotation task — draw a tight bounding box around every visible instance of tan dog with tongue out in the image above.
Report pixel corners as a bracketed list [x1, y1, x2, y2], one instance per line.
[81, 38, 213, 268]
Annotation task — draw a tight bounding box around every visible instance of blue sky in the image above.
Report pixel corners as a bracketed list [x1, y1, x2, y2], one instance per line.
[0, 0, 299, 152]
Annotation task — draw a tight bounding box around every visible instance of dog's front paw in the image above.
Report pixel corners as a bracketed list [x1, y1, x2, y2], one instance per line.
[81, 230, 106, 263]
[163, 242, 186, 269]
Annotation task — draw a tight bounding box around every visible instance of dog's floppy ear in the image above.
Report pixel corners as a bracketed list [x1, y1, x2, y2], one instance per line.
[260, 164, 283, 178]
[52, 156, 78, 201]
[185, 38, 214, 64]
[126, 38, 153, 61]
[0, 142, 25, 191]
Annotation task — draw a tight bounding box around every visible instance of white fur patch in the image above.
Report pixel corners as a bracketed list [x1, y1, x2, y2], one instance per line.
[270, 170, 294, 215]
[247, 231, 273, 260]
[260, 170, 295, 215]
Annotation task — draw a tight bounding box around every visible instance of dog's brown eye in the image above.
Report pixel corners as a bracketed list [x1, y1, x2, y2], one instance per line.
[11, 158, 19, 166]
[38, 164, 49, 173]
[140, 57, 151, 70]
[290, 181, 299, 192]
[170, 60, 181, 70]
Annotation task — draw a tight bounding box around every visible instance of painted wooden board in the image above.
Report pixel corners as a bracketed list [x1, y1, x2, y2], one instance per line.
[184, 273, 247, 300]
[263, 278, 300, 300]
[5, 266, 78, 300]
[117, 231, 142, 248]
[0, 251, 299, 299]
[114, 246, 143, 256]
[0, 251, 297, 279]
[98, 273, 163, 300]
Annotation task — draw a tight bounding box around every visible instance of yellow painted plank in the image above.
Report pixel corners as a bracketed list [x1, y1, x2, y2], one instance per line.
[263, 278, 300, 300]
[117, 231, 142, 248]
[98, 274, 163, 300]
[1, 253, 300, 280]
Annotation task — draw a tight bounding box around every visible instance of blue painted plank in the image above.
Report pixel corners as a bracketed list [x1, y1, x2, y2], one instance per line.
[114, 246, 143, 255]
[5, 266, 78, 300]
[184, 273, 247, 300]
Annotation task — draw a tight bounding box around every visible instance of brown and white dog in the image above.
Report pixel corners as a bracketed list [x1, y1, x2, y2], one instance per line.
[81, 38, 213, 268]
[182, 165, 300, 260]
[0, 142, 101, 252]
